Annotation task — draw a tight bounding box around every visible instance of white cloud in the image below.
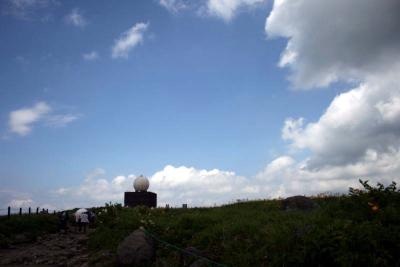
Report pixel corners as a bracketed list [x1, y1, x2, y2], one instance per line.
[7, 101, 79, 136]
[111, 22, 149, 59]
[82, 51, 98, 61]
[0, 188, 58, 214]
[54, 165, 258, 208]
[65, 8, 86, 28]
[158, 0, 265, 21]
[46, 114, 80, 127]
[265, 0, 400, 89]
[150, 165, 253, 206]
[282, 72, 400, 169]
[207, 0, 265, 22]
[9, 102, 51, 136]
[54, 169, 136, 208]
[159, 0, 187, 13]
[267, 0, 400, 171]
[50, 158, 400, 210]
[8, 198, 34, 208]
[259, 0, 400, 196]
[256, 152, 400, 198]
[2, 0, 55, 20]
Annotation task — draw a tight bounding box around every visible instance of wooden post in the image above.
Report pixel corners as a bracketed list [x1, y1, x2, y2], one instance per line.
[19, 208, 22, 215]
[36, 207, 39, 214]
[29, 207, 31, 215]
[8, 206, 10, 218]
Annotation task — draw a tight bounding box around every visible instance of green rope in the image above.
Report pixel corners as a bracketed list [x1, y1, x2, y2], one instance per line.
[142, 228, 227, 267]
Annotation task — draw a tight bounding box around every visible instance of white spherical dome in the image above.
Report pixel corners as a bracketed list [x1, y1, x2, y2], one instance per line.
[134, 175, 149, 192]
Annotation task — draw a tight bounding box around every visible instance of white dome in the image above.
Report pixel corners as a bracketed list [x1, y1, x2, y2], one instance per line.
[134, 175, 149, 192]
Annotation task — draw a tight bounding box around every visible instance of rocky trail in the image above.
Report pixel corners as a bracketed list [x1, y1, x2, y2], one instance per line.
[0, 229, 90, 266]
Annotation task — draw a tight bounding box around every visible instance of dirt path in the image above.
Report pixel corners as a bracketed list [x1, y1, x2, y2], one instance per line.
[0, 229, 90, 266]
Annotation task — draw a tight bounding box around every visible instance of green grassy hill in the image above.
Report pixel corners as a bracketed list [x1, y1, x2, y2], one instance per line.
[88, 180, 400, 266]
[1, 180, 399, 266]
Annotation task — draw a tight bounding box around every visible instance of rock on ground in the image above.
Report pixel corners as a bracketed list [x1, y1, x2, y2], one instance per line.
[189, 259, 210, 267]
[117, 228, 155, 267]
[282, 195, 318, 211]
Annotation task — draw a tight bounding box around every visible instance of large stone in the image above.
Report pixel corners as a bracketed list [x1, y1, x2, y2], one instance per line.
[281, 195, 317, 211]
[189, 259, 209, 267]
[14, 233, 30, 244]
[117, 229, 155, 267]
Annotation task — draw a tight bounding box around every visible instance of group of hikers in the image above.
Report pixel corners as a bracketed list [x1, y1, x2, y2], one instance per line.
[58, 209, 96, 233]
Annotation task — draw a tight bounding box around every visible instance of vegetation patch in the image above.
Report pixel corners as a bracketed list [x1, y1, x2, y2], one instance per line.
[0, 214, 58, 248]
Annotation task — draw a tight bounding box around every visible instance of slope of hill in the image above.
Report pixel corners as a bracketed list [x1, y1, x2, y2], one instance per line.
[88, 180, 400, 266]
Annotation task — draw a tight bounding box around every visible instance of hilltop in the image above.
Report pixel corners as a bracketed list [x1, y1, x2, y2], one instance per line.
[1, 180, 400, 266]
[88, 180, 400, 266]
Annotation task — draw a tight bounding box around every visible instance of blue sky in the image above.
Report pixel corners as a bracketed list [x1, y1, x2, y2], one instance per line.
[1, 0, 399, 209]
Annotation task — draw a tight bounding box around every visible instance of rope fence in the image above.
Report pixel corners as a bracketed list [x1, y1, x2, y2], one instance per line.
[143, 228, 227, 267]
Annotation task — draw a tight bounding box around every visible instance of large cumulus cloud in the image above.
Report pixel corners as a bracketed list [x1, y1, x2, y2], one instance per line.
[52, 166, 258, 208]
[263, 0, 400, 191]
[150, 165, 257, 206]
[266, 0, 400, 89]
[283, 70, 400, 169]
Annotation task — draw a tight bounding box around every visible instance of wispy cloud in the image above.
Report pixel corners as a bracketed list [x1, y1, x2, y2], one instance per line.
[46, 114, 80, 127]
[7, 101, 80, 136]
[159, 0, 187, 13]
[206, 0, 265, 22]
[111, 22, 149, 59]
[9, 102, 51, 136]
[158, 0, 266, 22]
[2, 0, 57, 20]
[65, 8, 86, 28]
[83, 51, 99, 61]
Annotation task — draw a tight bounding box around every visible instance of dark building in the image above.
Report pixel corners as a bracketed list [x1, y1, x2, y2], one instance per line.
[124, 175, 157, 208]
[124, 191, 157, 208]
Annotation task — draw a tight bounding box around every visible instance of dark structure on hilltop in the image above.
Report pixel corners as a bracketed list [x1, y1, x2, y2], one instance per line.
[124, 175, 157, 208]
[124, 191, 157, 207]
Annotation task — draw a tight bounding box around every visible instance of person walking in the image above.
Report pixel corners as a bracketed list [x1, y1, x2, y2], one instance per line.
[75, 211, 81, 232]
[79, 212, 89, 233]
[58, 211, 69, 232]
